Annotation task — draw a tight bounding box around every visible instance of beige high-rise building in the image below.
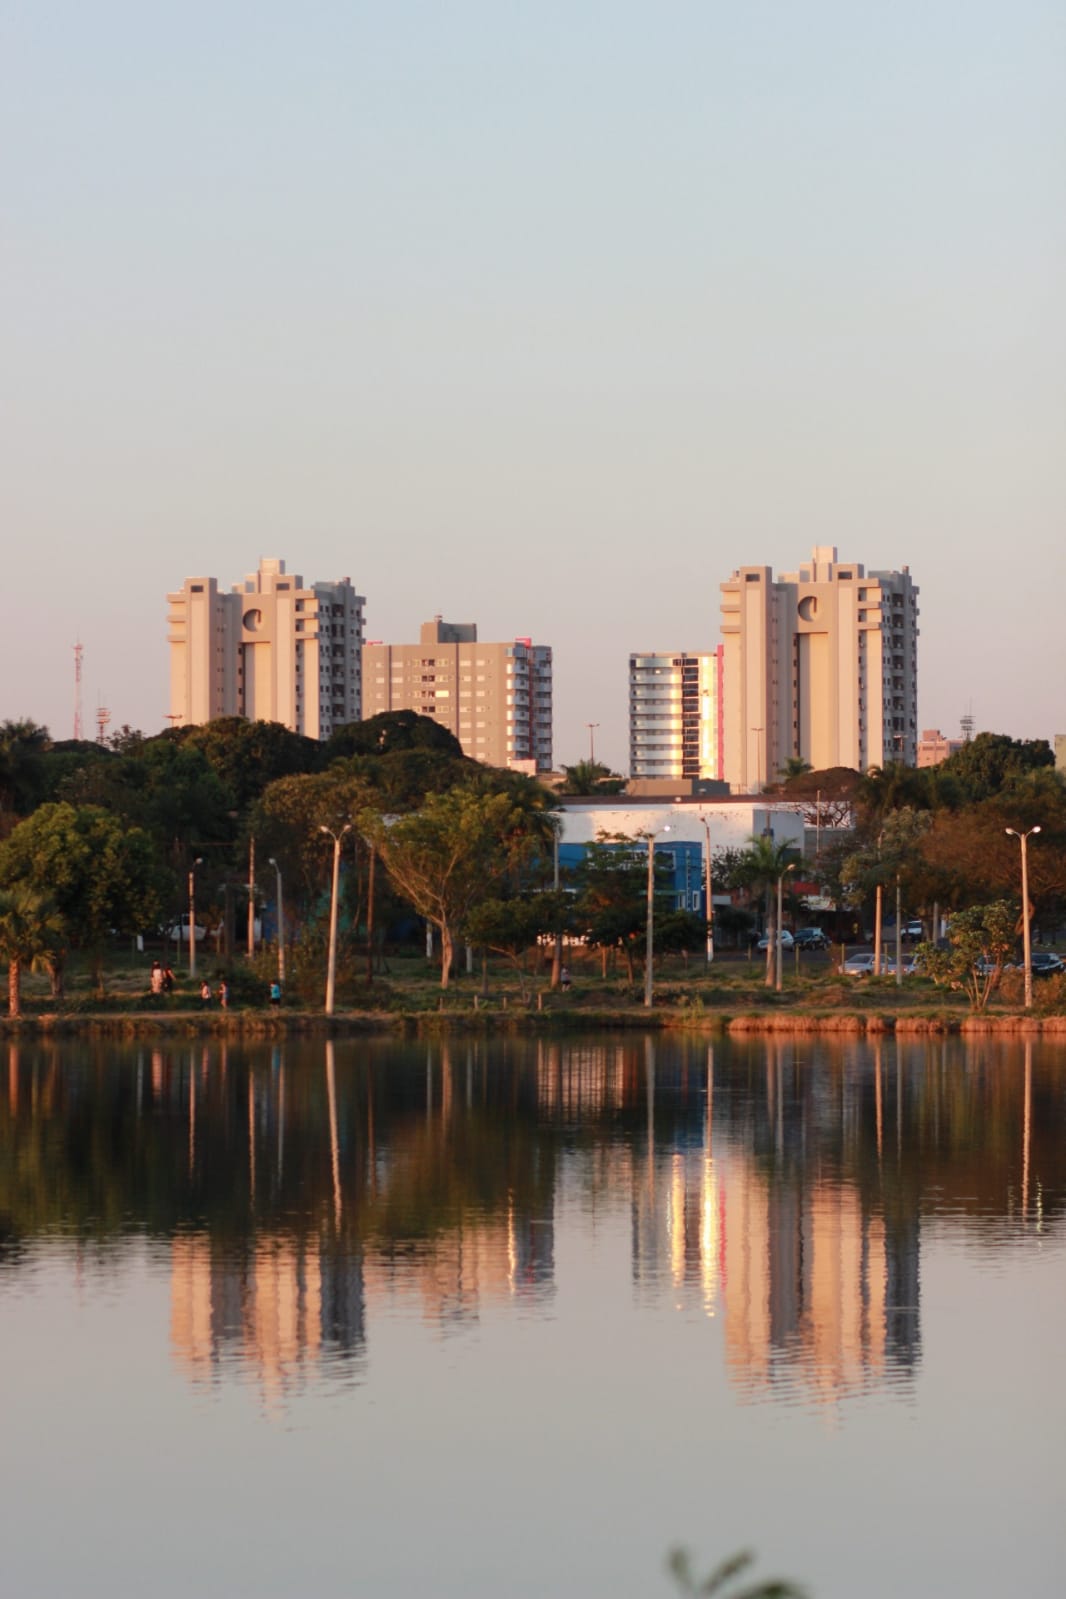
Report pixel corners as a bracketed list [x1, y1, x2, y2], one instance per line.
[720, 546, 918, 791]
[167, 558, 365, 740]
[362, 619, 553, 771]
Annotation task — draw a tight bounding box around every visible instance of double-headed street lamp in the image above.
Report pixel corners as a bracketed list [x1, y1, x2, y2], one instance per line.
[268, 857, 285, 985]
[320, 822, 352, 1016]
[1006, 825, 1041, 1010]
[644, 826, 671, 1009]
[187, 857, 203, 978]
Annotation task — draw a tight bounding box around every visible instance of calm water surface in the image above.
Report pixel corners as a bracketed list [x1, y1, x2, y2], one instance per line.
[0, 1033, 1063, 1598]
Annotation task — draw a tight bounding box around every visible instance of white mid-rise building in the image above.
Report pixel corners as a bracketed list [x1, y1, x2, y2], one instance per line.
[629, 649, 724, 781]
[167, 558, 365, 739]
[720, 546, 918, 791]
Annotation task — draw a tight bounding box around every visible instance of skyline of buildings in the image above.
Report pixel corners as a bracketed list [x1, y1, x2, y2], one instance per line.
[164, 547, 939, 788]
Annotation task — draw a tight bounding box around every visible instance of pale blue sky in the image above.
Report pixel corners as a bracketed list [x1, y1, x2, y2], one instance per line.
[2, 1, 1063, 769]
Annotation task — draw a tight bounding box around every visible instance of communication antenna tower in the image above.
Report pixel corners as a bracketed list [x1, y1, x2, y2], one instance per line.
[960, 707, 975, 744]
[73, 642, 83, 741]
[96, 705, 111, 745]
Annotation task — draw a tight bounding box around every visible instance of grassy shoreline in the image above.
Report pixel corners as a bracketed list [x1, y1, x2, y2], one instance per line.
[2, 1004, 1064, 1040]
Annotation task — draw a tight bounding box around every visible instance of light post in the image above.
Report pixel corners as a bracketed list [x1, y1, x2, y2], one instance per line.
[187, 857, 203, 978]
[775, 861, 795, 993]
[699, 812, 714, 964]
[586, 722, 600, 764]
[551, 826, 562, 990]
[320, 822, 352, 1016]
[1006, 825, 1041, 1009]
[644, 826, 671, 1009]
[268, 857, 285, 984]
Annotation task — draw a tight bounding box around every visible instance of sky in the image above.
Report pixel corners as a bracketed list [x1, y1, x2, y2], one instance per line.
[2, 1, 1063, 773]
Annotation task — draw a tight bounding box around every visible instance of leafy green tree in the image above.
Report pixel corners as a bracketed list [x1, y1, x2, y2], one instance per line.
[463, 894, 557, 999]
[937, 732, 1055, 804]
[367, 783, 557, 988]
[325, 710, 464, 760]
[171, 718, 321, 814]
[0, 887, 64, 1016]
[0, 719, 52, 828]
[572, 834, 672, 981]
[918, 901, 1016, 1012]
[0, 803, 165, 992]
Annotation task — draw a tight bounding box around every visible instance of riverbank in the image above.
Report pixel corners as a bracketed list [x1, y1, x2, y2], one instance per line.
[3, 1005, 1065, 1039]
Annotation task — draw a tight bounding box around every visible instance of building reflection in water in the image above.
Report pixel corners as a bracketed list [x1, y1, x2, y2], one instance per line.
[1, 1033, 1061, 1412]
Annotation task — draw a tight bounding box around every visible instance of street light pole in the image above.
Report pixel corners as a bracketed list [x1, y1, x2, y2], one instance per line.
[699, 813, 714, 964]
[1006, 825, 1041, 1010]
[187, 857, 203, 978]
[644, 827, 671, 1009]
[587, 722, 599, 764]
[320, 823, 352, 1015]
[775, 862, 795, 993]
[551, 827, 562, 989]
[268, 857, 285, 984]
[247, 835, 256, 958]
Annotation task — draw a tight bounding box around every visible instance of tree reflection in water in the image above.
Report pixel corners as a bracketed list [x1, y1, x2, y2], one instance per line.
[1, 1033, 1062, 1406]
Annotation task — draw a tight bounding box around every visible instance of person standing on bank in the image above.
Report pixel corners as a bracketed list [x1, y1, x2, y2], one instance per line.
[269, 980, 281, 1008]
[200, 979, 212, 1006]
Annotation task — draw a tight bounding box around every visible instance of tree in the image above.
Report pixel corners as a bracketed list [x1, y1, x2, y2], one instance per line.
[0, 719, 52, 828]
[735, 835, 798, 986]
[937, 732, 1055, 804]
[325, 710, 464, 760]
[555, 760, 625, 796]
[171, 718, 321, 814]
[774, 765, 862, 829]
[0, 803, 165, 992]
[918, 901, 1016, 1012]
[367, 783, 557, 988]
[463, 895, 558, 999]
[0, 887, 64, 1016]
[572, 834, 673, 981]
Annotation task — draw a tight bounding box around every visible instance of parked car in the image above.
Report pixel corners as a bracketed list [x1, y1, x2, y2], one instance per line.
[843, 952, 877, 976]
[882, 955, 922, 977]
[1012, 952, 1065, 977]
[757, 929, 794, 951]
[794, 928, 831, 950]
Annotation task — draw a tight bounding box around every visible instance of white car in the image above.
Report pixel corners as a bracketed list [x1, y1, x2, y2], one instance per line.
[757, 929, 794, 951]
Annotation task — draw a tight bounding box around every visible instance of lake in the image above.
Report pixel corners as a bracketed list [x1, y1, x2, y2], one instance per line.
[0, 1032, 1062, 1598]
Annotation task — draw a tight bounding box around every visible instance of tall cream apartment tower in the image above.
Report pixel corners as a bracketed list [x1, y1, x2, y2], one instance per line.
[363, 619, 553, 772]
[720, 546, 918, 791]
[628, 649, 724, 781]
[167, 558, 365, 739]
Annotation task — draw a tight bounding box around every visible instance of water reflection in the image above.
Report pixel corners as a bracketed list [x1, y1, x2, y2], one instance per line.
[1, 1034, 1062, 1413]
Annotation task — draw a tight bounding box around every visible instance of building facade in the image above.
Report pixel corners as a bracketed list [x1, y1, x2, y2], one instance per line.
[720, 546, 918, 791]
[362, 619, 553, 771]
[916, 728, 963, 768]
[628, 648, 724, 782]
[167, 558, 365, 740]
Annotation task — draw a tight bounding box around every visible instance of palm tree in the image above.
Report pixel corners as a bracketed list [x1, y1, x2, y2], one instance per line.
[556, 760, 625, 796]
[738, 834, 798, 986]
[0, 887, 64, 1017]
